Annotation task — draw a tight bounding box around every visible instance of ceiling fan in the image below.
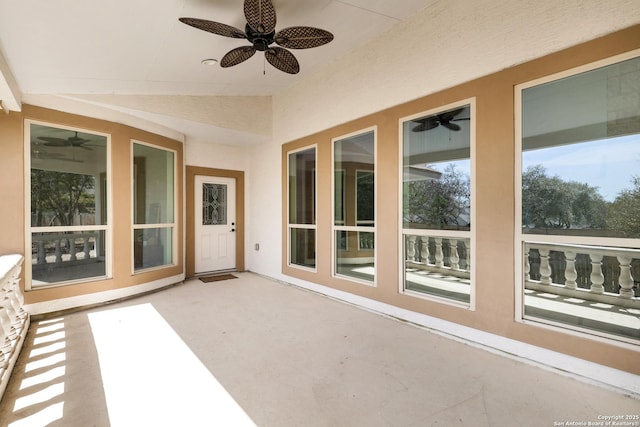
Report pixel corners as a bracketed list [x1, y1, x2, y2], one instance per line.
[38, 131, 92, 150]
[412, 108, 470, 132]
[179, 0, 334, 74]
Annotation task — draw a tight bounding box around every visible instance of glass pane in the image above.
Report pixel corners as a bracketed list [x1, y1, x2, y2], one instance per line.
[523, 242, 640, 342]
[134, 227, 173, 270]
[30, 124, 108, 226]
[288, 148, 316, 225]
[356, 171, 374, 224]
[404, 234, 471, 304]
[402, 105, 471, 230]
[202, 183, 227, 225]
[522, 56, 640, 238]
[290, 228, 315, 268]
[31, 230, 106, 286]
[334, 131, 375, 226]
[335, 230, 375, 283]
[133, 144, 175, 224]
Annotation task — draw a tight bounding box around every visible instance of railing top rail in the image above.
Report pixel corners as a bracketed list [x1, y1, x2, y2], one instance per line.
[525, 241, 640, 258]
[0, 254, 24, 281]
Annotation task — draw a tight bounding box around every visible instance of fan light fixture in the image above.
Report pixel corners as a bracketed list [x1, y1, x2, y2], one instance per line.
[201, 58, 218, 66]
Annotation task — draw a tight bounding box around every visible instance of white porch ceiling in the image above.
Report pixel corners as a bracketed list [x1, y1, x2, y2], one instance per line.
[1, 1, 639, 145]
[0, 0, 436, 143]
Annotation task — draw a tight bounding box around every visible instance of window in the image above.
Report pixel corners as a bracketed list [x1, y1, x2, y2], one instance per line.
[288, 147, 317, 269]
[333, 129, 376, 284]
[133, 142, 176, 271]
[27, 122, 110, 288]
[401, 102, 474, 306]
[517, 53, 640, 343]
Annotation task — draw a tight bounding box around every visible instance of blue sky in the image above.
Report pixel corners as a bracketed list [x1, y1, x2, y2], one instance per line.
[522, 134, 640, 201]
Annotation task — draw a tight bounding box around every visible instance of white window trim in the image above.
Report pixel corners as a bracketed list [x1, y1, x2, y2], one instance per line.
[514, 49, 640, 346]
[286, 144, 318, 272]
[397, 98, 477, 310]
[131, 139, 178, 274]
[331, 126, 377, 287]
[24, 119, 113, 290]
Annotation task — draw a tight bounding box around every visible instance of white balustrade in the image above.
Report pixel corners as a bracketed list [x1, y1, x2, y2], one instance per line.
[524, 242, 639, 308]
[0, 254, 28, 402]
[32, 232, 96, 265]
[405, 235, 471, 280]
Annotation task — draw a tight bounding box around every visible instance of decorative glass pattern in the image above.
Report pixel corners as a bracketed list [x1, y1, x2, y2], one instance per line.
[203, 183, 227, 225]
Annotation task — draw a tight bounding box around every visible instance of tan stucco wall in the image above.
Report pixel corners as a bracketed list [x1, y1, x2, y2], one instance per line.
[0, 105, 184, 305]
[281, 25, 640, 374]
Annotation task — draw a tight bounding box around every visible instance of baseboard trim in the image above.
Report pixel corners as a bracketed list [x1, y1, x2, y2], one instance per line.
[24, 274, 185, 316]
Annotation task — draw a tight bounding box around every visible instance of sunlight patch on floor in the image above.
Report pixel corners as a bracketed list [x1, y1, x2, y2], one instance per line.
[88, 303, 256, 427]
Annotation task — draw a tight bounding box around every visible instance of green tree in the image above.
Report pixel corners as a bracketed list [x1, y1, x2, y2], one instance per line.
[522, 165, 607, 230]
[608, 176, 640, 238]
[31, 169, 95, 226]
[404, 164, 470, 229]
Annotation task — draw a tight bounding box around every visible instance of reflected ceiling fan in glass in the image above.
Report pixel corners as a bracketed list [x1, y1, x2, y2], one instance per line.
[412, 108, 470, 133]
[179, 0, 334, 74]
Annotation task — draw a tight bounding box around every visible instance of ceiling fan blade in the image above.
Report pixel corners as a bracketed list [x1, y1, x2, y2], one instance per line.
[244, 0, 276, 34]
[438, 108, 465, 122]
[38, 136, 70, 146]
[412, 118, 439, 132]
[265, 47, 299, 74]
[441, 122, 461, 131]
[220, 46, 257, 68]
[178, 18, 246, 39]
[275, 26, 334, 49]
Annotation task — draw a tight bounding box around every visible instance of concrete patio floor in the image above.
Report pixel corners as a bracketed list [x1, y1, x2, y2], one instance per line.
[1, 272, 638, 426]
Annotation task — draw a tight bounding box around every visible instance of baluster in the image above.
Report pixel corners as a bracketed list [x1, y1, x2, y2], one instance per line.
[412, 237, 421, 263]
[524, 246, 531, 281]
[464, 239, 471, 272]
[406, 235, 416, 262]
[55, 238, 62, 263]
[434, 237, 444, 268]
[37, 240, 46, 264]
[564, 250, 577, 290]
[449, 239, 459, 270]
[538, 248, 552, 285]
[421, 237, 430, 266]
[589, 253, 605, 294]
[617, 255, 634, 299]
[69, 236, 77, 261]
[84, 235, 91, 259]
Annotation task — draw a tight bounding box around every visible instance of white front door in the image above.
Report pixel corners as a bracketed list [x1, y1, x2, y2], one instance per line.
[194, 175, 236, 274]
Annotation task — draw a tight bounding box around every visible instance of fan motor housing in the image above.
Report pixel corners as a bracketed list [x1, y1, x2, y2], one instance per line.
[245, 24, 275, 51]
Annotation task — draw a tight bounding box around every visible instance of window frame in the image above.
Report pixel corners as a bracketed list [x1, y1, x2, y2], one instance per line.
[398, 98, 477, 309]
[286, 144, 318, 272]
[331, 126, 377, 286]
[131, 140, 178, 274]
[24, 119, 113, 290]
[514, 49, 640, 344]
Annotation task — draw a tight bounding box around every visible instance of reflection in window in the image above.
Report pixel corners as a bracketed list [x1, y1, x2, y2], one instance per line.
[401, 104, 472, 305]
[333, 130, 375, 284]
[133, 143, 175, 271]
[520, 55, 640, 343]
[288, 147, 316, 269]
[29, 122, 109, 287]
[522, 56, 640, 239]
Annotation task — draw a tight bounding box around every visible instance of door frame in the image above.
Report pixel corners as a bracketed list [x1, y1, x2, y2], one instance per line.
[186, 166, 245, 277]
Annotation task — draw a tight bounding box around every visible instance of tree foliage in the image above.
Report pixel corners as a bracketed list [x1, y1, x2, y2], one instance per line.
[404, 164, 470, 229]
[607, 176, 640, 238]
[522, 165, 607, 230]
[31, 169, 96, 227]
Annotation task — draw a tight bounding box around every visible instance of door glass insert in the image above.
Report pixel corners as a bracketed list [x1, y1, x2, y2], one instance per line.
[203, 183, 227, 225]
